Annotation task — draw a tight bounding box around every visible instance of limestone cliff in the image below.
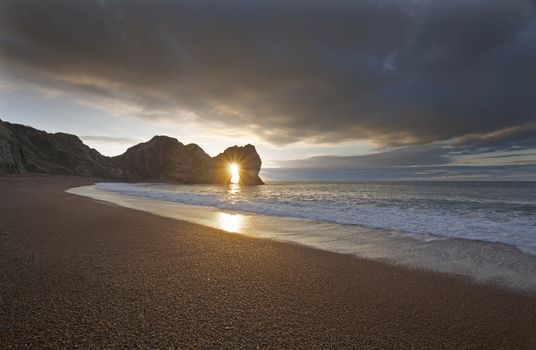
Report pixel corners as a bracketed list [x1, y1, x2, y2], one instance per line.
[0, 119, 125, 178]
[114, 136, 214, 183]
[212, 145, 264, 185]
[0, 119, 264, 185]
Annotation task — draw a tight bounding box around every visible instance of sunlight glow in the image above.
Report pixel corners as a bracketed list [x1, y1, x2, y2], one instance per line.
[216, 212, 244, 233]
[229, 163, 240, 184]
[228, 183, 240, 195]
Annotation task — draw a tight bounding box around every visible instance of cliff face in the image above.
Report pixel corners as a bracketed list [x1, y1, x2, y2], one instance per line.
[0, 119, 125, 178]
[0, 119, 264, 185]
[114, 136, 214, 183]
[213, 145, 264, 185]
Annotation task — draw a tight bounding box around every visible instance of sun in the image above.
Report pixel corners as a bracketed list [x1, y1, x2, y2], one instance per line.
[229, 163, 240, 184]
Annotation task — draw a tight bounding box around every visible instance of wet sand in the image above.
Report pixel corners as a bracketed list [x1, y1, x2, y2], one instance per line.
[1, 175, 536, 348]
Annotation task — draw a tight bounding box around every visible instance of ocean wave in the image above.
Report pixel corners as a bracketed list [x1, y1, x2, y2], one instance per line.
[95, 182, 536, 255]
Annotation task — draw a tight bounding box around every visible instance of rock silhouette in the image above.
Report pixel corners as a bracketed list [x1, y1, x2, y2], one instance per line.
[0, 119, 264, 185]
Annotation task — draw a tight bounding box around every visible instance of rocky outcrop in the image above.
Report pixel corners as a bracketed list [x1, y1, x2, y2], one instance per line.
[114, 136, 214, 183]
[0, 119, 264, 185]
[213, 145, 264, 185]
[0, 119, 125, 178]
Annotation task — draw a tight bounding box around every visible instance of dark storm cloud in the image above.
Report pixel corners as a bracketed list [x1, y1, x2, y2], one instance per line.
[262, 164, 536, 181]
[1, 0, 536, 148]
[276, 144, 451, 169]
[274, 129, 536, 170]
[481, 152, 536, 160]
[453, 123, 536, 153]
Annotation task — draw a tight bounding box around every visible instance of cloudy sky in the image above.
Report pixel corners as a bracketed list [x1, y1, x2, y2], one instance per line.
[1, 0, 535, 180]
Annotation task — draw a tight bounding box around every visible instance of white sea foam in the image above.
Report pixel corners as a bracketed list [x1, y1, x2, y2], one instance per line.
[95, 182, 536, 256]
[68, 183, 536, 291]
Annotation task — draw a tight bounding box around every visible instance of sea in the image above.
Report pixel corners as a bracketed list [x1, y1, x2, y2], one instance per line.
[68, 181, 536, 290]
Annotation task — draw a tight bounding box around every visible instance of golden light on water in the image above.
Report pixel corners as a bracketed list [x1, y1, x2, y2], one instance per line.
[216, 212, 244, 233]
[228, 183, 240, 194]
[229, 163, 240, 184]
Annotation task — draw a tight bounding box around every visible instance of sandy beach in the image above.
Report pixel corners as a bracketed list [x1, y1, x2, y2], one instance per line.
[1, 175, 536, 349]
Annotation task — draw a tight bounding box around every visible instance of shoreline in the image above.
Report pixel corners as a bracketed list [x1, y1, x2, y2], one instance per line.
[70, 183, 536, 292]
[1, 175, 536, 348]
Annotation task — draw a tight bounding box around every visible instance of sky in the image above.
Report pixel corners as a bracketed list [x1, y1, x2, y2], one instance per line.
[1, 0, 535, 180]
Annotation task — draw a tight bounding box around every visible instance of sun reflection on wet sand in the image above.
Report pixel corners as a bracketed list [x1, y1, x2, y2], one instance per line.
[216, 212, 245, 233]
[68, 185, 536, 290]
